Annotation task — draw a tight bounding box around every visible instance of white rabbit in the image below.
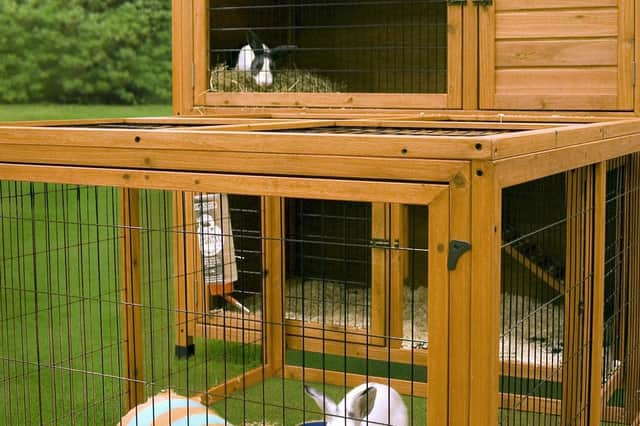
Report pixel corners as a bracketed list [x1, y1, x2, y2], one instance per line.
[304, 382, 408, 426]
[235, 30, 296, 87]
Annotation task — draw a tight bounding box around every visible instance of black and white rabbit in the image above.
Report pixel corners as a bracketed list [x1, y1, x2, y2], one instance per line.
[235, 30, 296, 87]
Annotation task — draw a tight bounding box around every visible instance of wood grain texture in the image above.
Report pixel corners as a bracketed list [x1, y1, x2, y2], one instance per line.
[0, 163, 448, 205]
[495, 0, 617, 11]
[448, 167, 471, 426]
[496, 39, 617, 67]
[469, 161, 500, 426]
[120, 189, 145, 410]
[496, 9, 618, 39]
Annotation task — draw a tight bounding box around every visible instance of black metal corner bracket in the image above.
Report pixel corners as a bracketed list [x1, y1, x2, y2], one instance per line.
[447, 240, 472, 271]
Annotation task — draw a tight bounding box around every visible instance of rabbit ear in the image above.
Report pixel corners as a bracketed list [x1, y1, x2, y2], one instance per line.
[268, 45, 298, 61]
[351, 386, 377, 420]
[246, 30, 264, 54]
[304, 385, 338, 416]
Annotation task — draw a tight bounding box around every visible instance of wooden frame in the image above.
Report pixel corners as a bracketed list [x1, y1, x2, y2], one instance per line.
[2, 116, 640, 425]
[179, 0, 464, 111]
[479, 0, 636, 111]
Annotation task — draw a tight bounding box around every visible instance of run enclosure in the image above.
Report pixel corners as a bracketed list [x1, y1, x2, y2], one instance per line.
[1, 115, 640, 425]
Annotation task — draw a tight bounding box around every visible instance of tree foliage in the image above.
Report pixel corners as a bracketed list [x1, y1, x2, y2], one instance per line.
[0, 0, 171, 104]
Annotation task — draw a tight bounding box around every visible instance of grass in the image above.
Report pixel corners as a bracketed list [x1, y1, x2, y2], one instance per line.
[0, 104, 172, 122]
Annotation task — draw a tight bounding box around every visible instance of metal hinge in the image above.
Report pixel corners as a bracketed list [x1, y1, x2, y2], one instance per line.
[632, 61, 637, 87]
[447, 240, 471, 271]
[191, 63, 195, 89]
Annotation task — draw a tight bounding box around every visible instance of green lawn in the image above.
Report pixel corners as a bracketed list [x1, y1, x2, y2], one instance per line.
[0, 104, 172, 122]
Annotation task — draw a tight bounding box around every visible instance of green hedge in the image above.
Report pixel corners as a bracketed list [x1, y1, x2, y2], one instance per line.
[0, 0, 171, 104]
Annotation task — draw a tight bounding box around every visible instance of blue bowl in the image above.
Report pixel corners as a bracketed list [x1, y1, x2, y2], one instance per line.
[297, 422, 326, 426]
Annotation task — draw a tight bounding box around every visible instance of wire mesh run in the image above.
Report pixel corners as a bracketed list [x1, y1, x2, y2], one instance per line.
[1, 181, 434, 425]
[500, 171, 588, 425]
[600, 154, 640, 424]
[499, 158, 640, 425]
[209, 0, 448, 94]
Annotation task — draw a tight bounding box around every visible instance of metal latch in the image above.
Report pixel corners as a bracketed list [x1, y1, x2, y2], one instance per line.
[369, 238, 399, 249]
[447, 240, 471, 270]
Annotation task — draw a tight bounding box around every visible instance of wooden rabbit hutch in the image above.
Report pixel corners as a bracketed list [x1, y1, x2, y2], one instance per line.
[1, 0, 640, 425]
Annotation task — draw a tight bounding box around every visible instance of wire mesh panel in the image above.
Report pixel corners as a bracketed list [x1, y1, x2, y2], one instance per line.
[209, 0, 448, 94]
[600, 154, 640, 424]
[282, 201, 433, 425]
[0, 182, 126, 424]
[500, 168, 596, 425]
[0, 176, 447, 425]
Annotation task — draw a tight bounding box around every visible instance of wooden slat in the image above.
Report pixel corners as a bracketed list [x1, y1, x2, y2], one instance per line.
[448, 167, 471, 426]
[447, 4, 463, 108]
[495, 0, 617, 11]
[0, 163, 448, 206]
[195, 320, 263, 343]
[284, 366, 428, 399]
[496, 9, 618, 39]
[501, 360, 561, 382]
[428, 189, 450, 426]
[617, 0, 635, 109]
[197, 366, 271, 405]
[0, 126, 491, 160]
[172, 192, 198, 351]
[285, 321, 385, 348]
[389, 204, 408, 348]
[495, 68, 617, 93]
[462, 0, 478, 109]
[499, 393, 561, 416]
[493, 94, 619, 111]
[285, 336, 428, 366]
[492, 119, 640, 160]
[172, 0, 193, 115]
[496, 39, 617, 67]
[502, 244, 565, 293]
[469, 161, 501, 426]
[371, 203, 391, 346]
[479, 4, 496, 109]
[121, 189, 145, 410]
[205, 92, 450, 110]
[495, 134, 640, 188]
[193, 1, 209, 105]
[263, 197, 285, 374]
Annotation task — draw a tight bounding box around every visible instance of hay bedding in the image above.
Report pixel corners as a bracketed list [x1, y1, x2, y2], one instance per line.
[235, 279, 622, 369]
[209, 64, 346, 93]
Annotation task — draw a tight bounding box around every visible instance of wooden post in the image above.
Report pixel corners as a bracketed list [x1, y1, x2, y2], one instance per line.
[371, 203, 391, 346]
[428, 190, 451, 426]
[390, 204, 409, 348]
[173, 191, 196, 357]
[263, 196, 285, 375]
[448, 167, 472, 426]
[121, 188, 145, 409]
[469, 160, 501, 426]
